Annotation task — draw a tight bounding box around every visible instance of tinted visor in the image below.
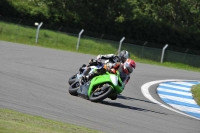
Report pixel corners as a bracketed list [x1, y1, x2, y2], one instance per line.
[121, 56, 127, 63]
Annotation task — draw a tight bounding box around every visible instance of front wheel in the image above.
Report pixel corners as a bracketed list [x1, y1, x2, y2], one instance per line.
[89, 84, 113, 102]
[68, 73, 78, 85]
[69, 81, 80, 96]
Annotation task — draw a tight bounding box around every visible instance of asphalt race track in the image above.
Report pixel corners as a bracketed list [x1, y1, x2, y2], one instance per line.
[0, 41, 200, 133]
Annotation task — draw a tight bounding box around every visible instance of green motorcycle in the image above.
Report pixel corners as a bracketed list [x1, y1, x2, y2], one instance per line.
[69, 70, 124, 102]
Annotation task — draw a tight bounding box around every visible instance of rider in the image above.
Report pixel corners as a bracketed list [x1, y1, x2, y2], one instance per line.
[97, 50, 130, 63]
[89, 50, 130, 66]
[79, 50, 130, 77]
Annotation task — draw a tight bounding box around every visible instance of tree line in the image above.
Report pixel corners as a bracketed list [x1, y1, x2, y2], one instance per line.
[1, 0, 200, 54]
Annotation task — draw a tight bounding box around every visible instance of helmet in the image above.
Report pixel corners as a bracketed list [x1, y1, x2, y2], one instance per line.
[123, 58, 136, 74]
[119, 50, 130, 63]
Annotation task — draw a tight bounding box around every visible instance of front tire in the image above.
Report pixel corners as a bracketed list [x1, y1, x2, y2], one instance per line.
[89, 84, 113, 102]
[69, 81, 80, 96]
[68, 73, 78, 85]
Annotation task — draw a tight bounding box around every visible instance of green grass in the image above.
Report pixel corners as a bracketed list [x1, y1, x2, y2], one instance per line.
[0, 108, 102, 133]
[191, 85, 200, 106]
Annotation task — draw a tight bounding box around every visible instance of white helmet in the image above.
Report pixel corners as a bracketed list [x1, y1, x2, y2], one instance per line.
[119, 50, 130, 63]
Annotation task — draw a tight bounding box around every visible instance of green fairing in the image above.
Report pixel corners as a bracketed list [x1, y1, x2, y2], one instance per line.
[88, 71, 123, 96]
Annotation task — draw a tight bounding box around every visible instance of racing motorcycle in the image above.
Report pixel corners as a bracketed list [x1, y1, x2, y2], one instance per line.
[68, 68, 124, 102]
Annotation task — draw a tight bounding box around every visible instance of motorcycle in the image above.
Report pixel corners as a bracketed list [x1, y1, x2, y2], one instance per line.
[69, 68, 124, 102]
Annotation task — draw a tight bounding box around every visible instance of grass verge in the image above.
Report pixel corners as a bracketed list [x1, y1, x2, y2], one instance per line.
[0, 108, 102, 133]
[191, 84, 200, 106]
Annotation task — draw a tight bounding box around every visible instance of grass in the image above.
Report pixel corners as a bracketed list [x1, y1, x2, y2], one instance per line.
[0, 108, 102, 133]
[191, 85, 200, 106]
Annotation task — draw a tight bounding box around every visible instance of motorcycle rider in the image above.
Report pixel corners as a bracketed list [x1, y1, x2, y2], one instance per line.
[97, 50, 130, 63]
[79, 50, 130, 78]
[89, 50, 130, 66]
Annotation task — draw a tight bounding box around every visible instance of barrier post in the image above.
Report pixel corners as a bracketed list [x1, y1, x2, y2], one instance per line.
[161, 44, 168, 63]
[118, 37, 125, 55]
[35, 22, 43, 44]
[76, 29, 84, 50]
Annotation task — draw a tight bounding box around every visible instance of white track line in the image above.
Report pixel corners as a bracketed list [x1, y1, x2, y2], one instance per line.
[141, 79, 200, 120]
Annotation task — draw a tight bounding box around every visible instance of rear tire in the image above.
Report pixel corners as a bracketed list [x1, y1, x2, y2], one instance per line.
[89, 84, 113, 102]
[68, 73, 78, 85]
[69, 81, 80, 96]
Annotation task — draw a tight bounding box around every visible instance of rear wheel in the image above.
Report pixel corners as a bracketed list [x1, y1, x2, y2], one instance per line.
[68, 73, 78, 85]
[69, 81, 80, 96]
[89, 84, 113, 102]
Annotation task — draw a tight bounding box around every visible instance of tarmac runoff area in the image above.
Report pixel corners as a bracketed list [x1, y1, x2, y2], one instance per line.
[141, 79, 200, 120]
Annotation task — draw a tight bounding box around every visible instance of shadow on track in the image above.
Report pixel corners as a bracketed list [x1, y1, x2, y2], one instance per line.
[117, 95, 156, 104]
[100, 101, 167, 115]
[100, 95, 167, 115]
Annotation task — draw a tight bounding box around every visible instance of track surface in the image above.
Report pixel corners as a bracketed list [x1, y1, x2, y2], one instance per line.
[0, 41, 200, 133]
